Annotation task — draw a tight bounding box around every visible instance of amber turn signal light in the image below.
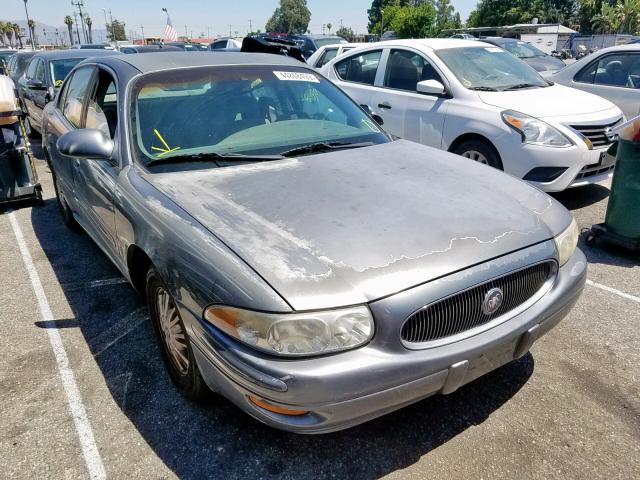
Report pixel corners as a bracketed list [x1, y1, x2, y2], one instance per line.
[248, 396, 308, 416]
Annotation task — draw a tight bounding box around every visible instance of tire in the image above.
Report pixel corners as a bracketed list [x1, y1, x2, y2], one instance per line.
[454, 139, 503, 170]
[25, 117, 41, 139]
[146, 267, 210, 401]
[51, 171, 79, 229]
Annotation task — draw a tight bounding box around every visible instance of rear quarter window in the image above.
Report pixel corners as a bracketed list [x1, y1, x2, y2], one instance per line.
[334, 50, 382, 86]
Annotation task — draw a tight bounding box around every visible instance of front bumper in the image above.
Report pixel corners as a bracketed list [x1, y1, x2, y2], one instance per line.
[187, 243, 587, 434]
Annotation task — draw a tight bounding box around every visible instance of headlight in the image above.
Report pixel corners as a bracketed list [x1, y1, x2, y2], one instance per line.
[204, 305, 374, 356]
[554, 218, 579, 266]
[502, 110, 573, 147]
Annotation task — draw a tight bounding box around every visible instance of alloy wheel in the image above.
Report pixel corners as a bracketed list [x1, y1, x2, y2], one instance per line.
[155, 287, 189, 375]
[462, 150, 489, 165]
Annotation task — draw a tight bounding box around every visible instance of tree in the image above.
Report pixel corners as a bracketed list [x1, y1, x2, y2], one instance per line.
[591, 2, 621, 32]
[434, 0, 462, 35]
[4, 23, 13, 47]
[107, 19, 127, 41]
[85, 15, 93, 43]
[27, 19, 36, 47]
[0, 22, 6, 47]
[617, 0, 640, 33]
[335, 25, 356, 41]
[64, 16, 74, 46]
[13, 23, 23, 48]
[265, 0, 311, 34]
[383, 2, 437, 38]
[326, 22, 332, 33]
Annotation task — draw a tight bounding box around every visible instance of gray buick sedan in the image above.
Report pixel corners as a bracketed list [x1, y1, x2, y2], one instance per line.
[42, 53, 586, 433]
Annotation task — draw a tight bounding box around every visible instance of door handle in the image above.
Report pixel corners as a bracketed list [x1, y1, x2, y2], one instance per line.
[74, 159, 81, 168]
[378, 102, 392, 110]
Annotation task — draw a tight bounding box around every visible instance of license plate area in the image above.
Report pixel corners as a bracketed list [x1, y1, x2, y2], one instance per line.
[463, 338, 519, 385]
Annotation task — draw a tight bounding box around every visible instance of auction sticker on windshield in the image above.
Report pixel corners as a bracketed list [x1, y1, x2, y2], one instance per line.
[274, 71, 320, 83]
[485, 47, 503, 53]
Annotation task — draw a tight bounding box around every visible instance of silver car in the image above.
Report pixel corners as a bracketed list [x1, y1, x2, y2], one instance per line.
[551, 44, 640, 119]
[42, 52, 586, 433]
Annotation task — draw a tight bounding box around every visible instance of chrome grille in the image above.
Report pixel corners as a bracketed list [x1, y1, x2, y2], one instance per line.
[569, 119, 622, 148]
[401, 261, 555, 346]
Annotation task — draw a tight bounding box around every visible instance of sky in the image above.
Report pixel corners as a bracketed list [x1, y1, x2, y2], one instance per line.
[2, 0, 477, 39]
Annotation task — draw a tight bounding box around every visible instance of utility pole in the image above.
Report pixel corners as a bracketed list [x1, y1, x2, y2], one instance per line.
[140, 24, 145, 43]
[322, 24, 326, 35]
[71, 0, 88, 43]
[184, 25, 188, 40]
[229, 24, 232, 37]
[102, 8, 109, 41]
[207, 26, 211, 39]
[249, 19, 253, 34]
[73, 12, 81, 44]
[23, 0, 35, 49]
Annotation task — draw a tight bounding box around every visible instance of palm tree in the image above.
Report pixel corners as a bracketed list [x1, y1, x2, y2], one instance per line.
[5, 23, 13, 47]
[326, 22, 332, 34]
[64, 15, 74, 46]
[0, 22, 6, 47]
[617, 0, 640, 34]
[27, 19, 36, 47]
[13, 23, 22, 49]
[85, 15, 93, 43]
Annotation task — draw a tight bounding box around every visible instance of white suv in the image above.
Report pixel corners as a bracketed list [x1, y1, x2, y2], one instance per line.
[321, 39, 624, 192]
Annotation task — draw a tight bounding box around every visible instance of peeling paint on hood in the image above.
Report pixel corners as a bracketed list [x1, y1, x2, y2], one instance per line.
[145, 140, 571, 311]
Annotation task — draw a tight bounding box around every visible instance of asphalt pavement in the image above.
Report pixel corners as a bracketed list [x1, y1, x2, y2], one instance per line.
[0, 150, 638, 479]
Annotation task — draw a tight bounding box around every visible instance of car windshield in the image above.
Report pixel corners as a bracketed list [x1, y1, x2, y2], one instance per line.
[498, 41, 547, 59]
[0, 52, 14, 64]
[130, 65, 388, 166]
[436, 46, 549, 91]
[50, 58, 84, 86]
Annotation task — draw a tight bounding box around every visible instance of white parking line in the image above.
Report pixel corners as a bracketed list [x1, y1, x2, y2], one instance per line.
[587, 279, 640, 304]
[7, 211, 107, 480]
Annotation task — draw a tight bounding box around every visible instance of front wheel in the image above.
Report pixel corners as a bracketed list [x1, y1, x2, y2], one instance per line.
[454, 140, 503, 170]
[146, 267, 210, 401]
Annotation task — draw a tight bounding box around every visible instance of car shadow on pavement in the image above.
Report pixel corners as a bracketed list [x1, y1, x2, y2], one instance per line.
[30, 196, 535, 480]
[550, 183, 610, 210]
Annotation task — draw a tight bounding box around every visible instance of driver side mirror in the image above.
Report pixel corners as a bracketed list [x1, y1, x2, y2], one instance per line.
[57, 129, 114, 160]
[417, 79, 446, 96]
[27, 78, 45, 90]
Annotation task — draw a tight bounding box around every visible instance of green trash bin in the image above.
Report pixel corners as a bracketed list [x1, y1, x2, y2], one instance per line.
[588, 117, 640, 254]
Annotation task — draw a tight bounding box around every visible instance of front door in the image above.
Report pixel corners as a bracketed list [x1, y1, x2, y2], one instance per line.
[373, 48, 449, 148]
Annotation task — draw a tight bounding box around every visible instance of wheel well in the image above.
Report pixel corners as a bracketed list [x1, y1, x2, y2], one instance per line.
[127, 245, 153, 297]
[448, 133, 501, 161]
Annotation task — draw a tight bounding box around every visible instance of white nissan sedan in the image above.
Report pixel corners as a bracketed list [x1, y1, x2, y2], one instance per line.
[321, 39, 624, 192]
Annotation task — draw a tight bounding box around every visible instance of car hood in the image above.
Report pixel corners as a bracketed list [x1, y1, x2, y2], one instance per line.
[145, 141, 569, 311]
[477, 84, 616, 118]
[523, 55, 565, 73]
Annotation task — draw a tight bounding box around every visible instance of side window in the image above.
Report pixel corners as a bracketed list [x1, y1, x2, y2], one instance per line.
[62, 67, 95, 128]
[316, 48, 338, 68]
[384, 49, 443, 92]
[211, 40, 227, 50]
[25, 58, 38, 79]
[575, 53, 640, 88]
[34, 59, 45, 83]
[335, 50, 382, 86]
[85, 69, 118, 139]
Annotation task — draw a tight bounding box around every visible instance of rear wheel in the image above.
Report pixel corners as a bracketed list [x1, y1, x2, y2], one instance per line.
[51, 171, 78, 229]
[146, 267, 210, 401]
[454, 139, 503, 170]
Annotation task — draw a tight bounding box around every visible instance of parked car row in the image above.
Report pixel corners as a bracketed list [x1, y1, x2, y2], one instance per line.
[2, 33, 631, 434]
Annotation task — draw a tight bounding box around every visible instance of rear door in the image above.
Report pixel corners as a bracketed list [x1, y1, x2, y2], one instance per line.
[29, 59, 50, 128]
[331, 48, 385, 116]
[19, 58, 41, 125]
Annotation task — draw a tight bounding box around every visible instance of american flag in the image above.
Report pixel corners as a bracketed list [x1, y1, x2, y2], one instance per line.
[164, 15, 178, 41]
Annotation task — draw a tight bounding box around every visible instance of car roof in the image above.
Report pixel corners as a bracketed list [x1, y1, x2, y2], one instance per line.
[592, 44, 640, 53]
[98, 51, 305, 73]
[357, 39, 482, 50]
[33, 49, 121, 60]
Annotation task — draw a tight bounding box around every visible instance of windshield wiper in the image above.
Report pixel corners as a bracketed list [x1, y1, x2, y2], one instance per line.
[468, 86, 499, 91]
[280, 141, 375, 158]
[146, 152, 284, 167]
[501, 83, 540, 91]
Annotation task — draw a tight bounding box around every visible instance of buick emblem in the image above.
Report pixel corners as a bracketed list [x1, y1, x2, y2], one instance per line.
[604, 127, 617, 142]
[482, 288, 504, 315]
